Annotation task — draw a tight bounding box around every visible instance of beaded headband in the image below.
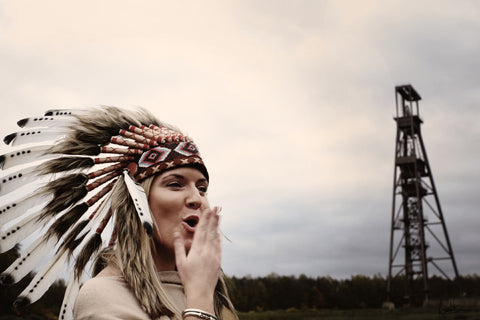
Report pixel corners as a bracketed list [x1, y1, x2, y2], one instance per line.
[0, 106, 208, 319]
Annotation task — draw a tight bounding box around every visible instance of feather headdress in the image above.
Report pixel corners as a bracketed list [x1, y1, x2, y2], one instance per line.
[0, 106, 209, 319]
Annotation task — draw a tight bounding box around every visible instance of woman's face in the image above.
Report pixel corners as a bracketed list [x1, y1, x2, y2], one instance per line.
[148, 167, 210, 268]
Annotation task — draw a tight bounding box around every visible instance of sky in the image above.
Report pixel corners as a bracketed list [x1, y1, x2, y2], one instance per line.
[0, 1, 479, 280]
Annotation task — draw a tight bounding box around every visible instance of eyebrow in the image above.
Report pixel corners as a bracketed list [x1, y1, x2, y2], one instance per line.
[162, 173, 208, 184]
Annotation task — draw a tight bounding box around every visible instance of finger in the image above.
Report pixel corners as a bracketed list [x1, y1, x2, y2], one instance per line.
[195, 207, 215, 243]
[173, 231, 186, 267]
[207, 207, 220, 231]
[207, 209, 221, 240]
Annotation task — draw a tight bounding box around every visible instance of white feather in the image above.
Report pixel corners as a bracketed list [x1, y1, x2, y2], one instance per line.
[0, 144, 56, 170]
[0, 207, 44, 253]
[43, 109, 87, 117]
[17, 115, 73, 129]
[58, 272, 82, 320]
[4, 128, 65, 146]
[1, 236, 58, 283]
[17, 248, 69, 305]
[0, 192, 49, 226]
[0, 165, 39, 197]
[123, 170, 154, 237]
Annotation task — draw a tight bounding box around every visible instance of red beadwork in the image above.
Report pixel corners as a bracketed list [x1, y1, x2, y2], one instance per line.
[111, 136, 150, 150]
[86, 179, 117, 206]
[95, 205, 113, 234]
[94, 155, 134, 164]
[86, 170, 122, 191]
[128, 125, 156, 140]
[88, 163, 126, 179]
[87, 199, 107, 220]
[119, 129, 157, 147]
[101, 146, 143, 155]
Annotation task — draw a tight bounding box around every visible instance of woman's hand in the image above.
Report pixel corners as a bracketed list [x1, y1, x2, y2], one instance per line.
[173, 206, 221, 314]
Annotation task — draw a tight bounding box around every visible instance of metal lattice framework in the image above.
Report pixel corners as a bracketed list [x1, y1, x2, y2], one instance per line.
[386, 84, 459, 305]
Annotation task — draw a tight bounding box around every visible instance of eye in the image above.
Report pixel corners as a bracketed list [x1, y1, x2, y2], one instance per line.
[167, 181, 182, 188]
[197, 184, 208, 194]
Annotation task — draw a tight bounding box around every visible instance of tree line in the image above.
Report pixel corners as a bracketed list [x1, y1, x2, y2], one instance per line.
[226, 273, 480, 312]
[1, 246, 479, 318]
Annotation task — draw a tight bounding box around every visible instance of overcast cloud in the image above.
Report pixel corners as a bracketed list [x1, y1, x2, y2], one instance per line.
[0, 0, 479, 279]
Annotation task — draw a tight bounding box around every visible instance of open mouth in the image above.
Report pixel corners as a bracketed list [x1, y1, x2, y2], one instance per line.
[183, 215, 199, 231]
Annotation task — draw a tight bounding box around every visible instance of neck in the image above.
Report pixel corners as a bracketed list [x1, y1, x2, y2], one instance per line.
[151, 241, 176, 271]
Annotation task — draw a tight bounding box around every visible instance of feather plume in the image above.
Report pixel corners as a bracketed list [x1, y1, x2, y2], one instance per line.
[39, 173, 89, 220]
[74, 233, 103, 278]
[60, 220, 89, 252]
[40, 188, 88, 221]
[0, 192, 48, 226]
[61, 197, 111, 255]
[46, 178, 118, 242]
[17, 115, 73, 129]
[0, 145, 54, 170]
[58, 273, 81, 320]
[37, 157, 95, 175]
[123, 170, 154, 237]
[42, 173, 89, 196]
[14, 249, 69, 307]
[46, 202, 89, 239]
[49, 140, 101, 156]
[0, 166, 39, 197]
[0, 208, 44, 253]
[0, 236, 58, 284]
[3, 128, 65, 146]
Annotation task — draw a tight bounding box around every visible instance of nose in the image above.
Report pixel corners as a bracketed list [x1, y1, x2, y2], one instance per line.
[186, 186, 203, 210]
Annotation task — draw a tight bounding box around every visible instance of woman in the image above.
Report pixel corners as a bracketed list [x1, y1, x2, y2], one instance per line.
[0, 107, 237, 320]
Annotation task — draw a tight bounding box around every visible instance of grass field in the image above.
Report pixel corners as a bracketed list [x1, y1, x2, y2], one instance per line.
[238, 307, 480, 320]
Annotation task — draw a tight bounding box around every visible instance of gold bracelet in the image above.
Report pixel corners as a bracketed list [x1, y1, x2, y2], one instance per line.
[182, 308, 217, 320]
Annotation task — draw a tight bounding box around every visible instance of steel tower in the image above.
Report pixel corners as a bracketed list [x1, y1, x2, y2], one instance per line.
[386, 84, 459, 305]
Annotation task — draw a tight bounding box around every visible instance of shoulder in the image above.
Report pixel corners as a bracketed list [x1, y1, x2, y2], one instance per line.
[76, 274, 126, 301]
[74, 270, 149, 320]
[76, 266, 128, 304]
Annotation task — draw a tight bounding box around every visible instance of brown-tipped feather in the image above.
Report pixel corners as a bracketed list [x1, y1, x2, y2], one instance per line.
[3, 132, 17, 145]
[46, 203, 89, 239]
[74, 233, 102, 278]
[49, 140, 100, 156]
[40, 187, 88, 221]
[42, 173, 89, 195]
[60, 220, 89, 253]
[39, 174, 89, 220]
[38, 157, 95, 175]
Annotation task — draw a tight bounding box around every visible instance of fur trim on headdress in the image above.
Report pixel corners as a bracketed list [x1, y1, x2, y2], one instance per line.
[0, 106, 209, 319]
